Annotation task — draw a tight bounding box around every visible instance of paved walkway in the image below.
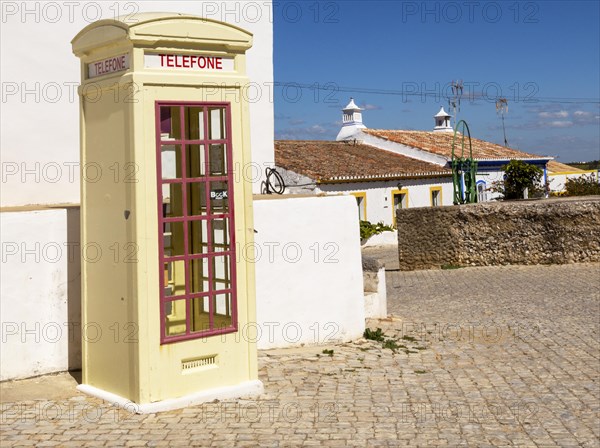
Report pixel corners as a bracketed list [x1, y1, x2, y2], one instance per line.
[362, 246, 400, 270]
[1, 263, 599, 447]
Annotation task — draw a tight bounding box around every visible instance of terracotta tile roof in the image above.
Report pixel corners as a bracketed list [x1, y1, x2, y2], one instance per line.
[364, 129, 550, 161]
[275, 140, 451, 182]
[546, 161, 585, 173]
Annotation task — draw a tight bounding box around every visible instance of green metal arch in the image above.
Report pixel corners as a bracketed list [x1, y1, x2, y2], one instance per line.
[451, 120, 478, 204]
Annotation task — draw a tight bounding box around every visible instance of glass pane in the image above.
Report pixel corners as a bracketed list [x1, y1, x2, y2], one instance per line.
[161, 145, 182, 179]
[209, 144, 227, 176]
[164, 299, 186, 336]
[186, 145, 206, 178]
[209, 181, 229, 213]
[190, 258, 209, 293]
[189, 220, 209, 255]
[187, 182, 207, 216]
[158, 103, 236, 341]
[191, 296, 211, 333]
[185, 107, 205, 140]
[160, 106, 181, 140]
[208, 107, 226, 140]
[164, 221, 185, 257]
[213, 255, 231, 291]
[162, 184, 183, 217]
[212, 218, 230, 252]
[214, 293, 233, 329]
[164, 260, 186, 296]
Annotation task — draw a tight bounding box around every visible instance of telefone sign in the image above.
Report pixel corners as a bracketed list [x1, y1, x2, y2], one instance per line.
[145, 53, 234, 72]
[88, 54, 130, 79]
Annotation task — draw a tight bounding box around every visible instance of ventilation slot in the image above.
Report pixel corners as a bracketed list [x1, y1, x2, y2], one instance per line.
[181, 355, 218, 373]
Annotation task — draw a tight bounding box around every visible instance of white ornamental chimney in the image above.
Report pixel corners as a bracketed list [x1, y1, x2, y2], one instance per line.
[336, 98, 367, 141]
[433, 106, 453, 133]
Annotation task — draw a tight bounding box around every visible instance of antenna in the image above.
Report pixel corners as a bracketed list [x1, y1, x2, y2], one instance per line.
[496, 98, 509, 147]
[448, 79, 463, 126]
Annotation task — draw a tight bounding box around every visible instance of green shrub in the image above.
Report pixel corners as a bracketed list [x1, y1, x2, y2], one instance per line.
[360, 220, 394, 240]
[382, 339, 400, 352]
[490, 160, 544, 200]
[564, 173, 600, 196]
[363, 327, 385, 342]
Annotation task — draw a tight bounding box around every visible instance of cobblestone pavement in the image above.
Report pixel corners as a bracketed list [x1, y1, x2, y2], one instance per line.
[362, 246, 400, 270]
[1, 263, 599, 447]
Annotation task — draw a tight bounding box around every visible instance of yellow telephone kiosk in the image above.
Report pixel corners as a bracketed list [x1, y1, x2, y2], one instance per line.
[72, 13, 262, 412]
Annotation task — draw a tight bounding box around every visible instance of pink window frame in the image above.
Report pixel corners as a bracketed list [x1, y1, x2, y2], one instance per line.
[155, 101, 238, 344]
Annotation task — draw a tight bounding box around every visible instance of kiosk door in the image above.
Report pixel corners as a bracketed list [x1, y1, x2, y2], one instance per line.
[156, 102, 237, 343]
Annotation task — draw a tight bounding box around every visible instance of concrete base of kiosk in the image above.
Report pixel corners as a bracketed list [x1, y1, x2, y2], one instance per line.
[77, 380, 264, 414]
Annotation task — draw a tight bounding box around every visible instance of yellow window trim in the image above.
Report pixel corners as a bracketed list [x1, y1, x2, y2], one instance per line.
[391, 188, 409, 227]
[429, 186, 443, 207]
[350, 192, 367, 221]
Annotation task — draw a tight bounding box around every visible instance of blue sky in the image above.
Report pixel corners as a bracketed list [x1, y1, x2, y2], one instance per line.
[273, 1, 600, 163]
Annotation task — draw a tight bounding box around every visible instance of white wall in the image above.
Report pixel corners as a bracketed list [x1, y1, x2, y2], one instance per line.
[253, 195, 366, 349]
[0, 1, 274, 207]
[0, 208, 81, 381]
[364, 267, 387, 319]
[547, 171, 598, 193]
[476, 170, 503, 201]
[1, 197, 368, 378]
[317, 177, 454, 226]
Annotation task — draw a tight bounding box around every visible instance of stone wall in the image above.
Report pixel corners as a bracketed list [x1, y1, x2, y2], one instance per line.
[396, 197, 600, 271]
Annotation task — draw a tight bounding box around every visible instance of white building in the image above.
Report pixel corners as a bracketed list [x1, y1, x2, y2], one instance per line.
[276, 101, 585, 224]
[276, 140, 453, 226]
[546, 168, 599, 193]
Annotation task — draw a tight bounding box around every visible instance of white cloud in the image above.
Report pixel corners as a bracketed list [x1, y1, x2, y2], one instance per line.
[309, 124, 327, 133]
[275, 123, 335, 140]
[361, 103, 382, 111]
[539, 110, 569, 118]
[572, 111, 600, 125]
[549, 120, 573, 128]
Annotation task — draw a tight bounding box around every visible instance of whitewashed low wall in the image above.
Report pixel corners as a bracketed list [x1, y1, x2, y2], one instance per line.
[253, 195, 366, 349]
[362, 256, 387, 319]
[0, 208, 81, 381]
[364, 268, 387, 319]
[1, 196, 366, 379]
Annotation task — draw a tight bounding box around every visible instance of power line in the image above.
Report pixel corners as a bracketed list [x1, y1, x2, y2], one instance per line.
[273, 81, 600, 104]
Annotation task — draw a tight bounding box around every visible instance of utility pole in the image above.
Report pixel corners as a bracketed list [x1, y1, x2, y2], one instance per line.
[496, 97, 509, 147]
